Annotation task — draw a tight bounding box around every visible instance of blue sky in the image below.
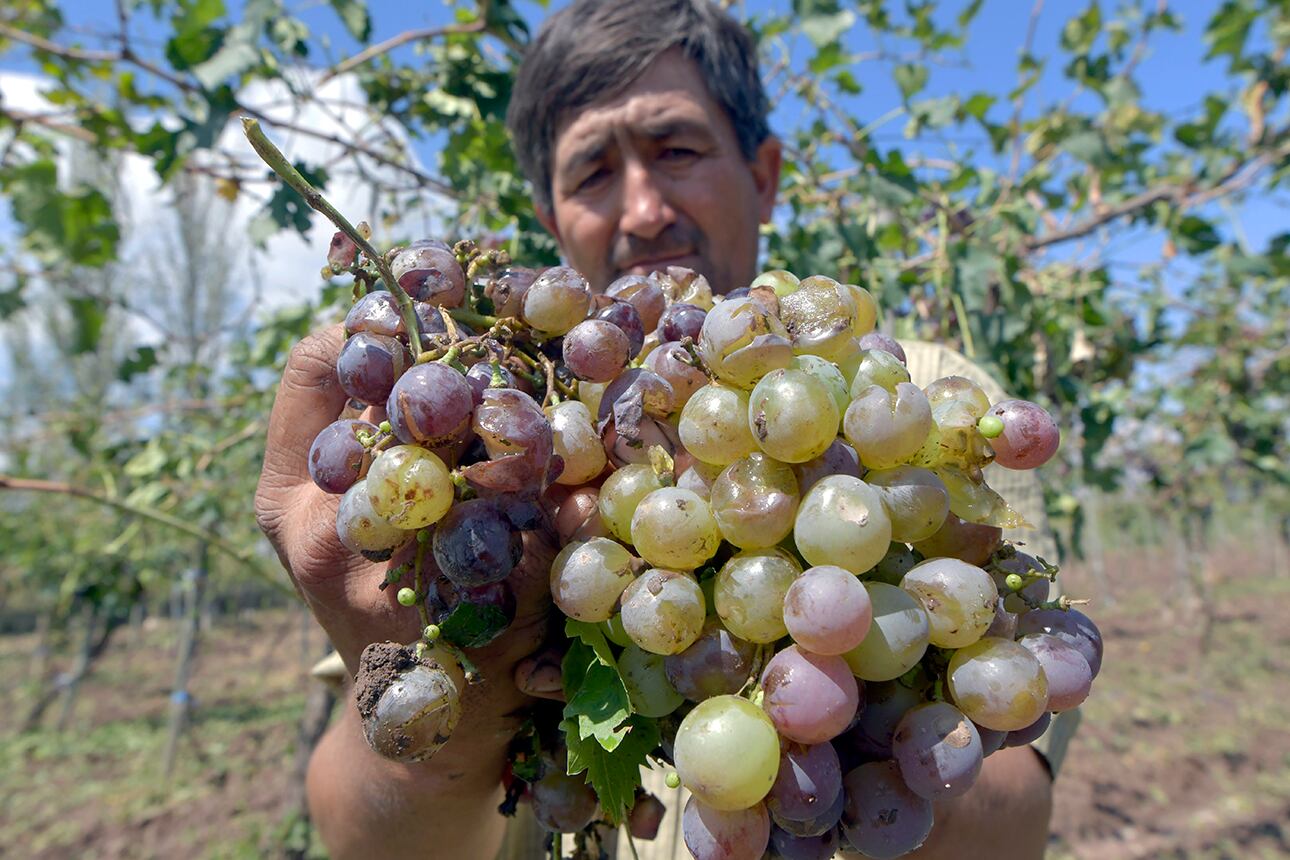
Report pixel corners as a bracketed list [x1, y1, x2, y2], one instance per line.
[2, 0, 1284, 301]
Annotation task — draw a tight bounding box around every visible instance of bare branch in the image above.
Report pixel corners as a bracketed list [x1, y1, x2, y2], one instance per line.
[317, 21, 487, 86]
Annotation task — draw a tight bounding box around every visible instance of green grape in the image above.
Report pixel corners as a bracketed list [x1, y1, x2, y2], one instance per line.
[925, 375, 992, 418]
[549, 537, 638, 622]
[845, 283, 879, 336]
[842, 582, 930, 682]
[714, 548, 802, 643]
[618, 644, 685, 718]
[793, 476, 892, 575]
[978, 415, 1005, 438]
[679, 383, 759, 466]
[900, 558, 998, 648]
[547, 400, 607, 486]
[366, 445, 455, 529]
[848, 349, 911, 397]
[631, 487, 723, 570]
[748, 369, 840, 463]
[620, 569, 706, 655]
[598, 464, 665, 543]
[709, 453, 800, 549]
[790, 354, 851, 423]
[843, 382, 933, 469]
[750, 269, 801, 298]
[947, 638, 1049, 731]
[778, 275, 858, 361]
[600, 613, 633, 647]
[674, 695, 781, 811]
[697, 297, 793, 388]
[865, 466, 950, 543]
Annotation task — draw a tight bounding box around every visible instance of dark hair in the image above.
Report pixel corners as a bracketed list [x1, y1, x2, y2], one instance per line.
[506, 0, 770, 211]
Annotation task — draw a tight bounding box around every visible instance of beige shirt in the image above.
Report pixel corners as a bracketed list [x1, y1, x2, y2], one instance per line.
[496, 340, 1079, 860]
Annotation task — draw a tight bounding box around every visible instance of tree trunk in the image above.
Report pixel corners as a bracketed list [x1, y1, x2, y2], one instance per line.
[162, 544, 209, 780]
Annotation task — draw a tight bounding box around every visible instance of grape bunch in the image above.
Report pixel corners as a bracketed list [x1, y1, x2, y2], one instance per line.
[305, 233, 1102, 860]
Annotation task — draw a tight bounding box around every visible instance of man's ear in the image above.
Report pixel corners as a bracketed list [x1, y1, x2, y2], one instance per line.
[535, 204, 561, 244]
[751, 135, 782, 224]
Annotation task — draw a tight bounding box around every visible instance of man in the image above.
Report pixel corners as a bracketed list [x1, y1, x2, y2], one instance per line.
[255, 2, 1060, 857]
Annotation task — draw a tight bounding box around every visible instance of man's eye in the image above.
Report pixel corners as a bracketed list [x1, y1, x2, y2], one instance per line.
[661, 147, 698, 161]
[576, 167, 609, 190]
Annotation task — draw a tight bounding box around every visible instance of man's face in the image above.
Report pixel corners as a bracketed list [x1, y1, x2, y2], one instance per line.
[536, 50, 781, 296]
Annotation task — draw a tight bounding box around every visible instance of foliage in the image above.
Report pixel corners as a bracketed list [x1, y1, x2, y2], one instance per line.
[0, 1, 1286, 620]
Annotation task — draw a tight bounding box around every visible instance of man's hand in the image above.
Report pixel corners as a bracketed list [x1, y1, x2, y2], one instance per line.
[254, 325, 565, 858]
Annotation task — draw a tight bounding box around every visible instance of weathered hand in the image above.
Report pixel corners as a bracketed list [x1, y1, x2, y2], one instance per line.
[254, 324, 564, 749]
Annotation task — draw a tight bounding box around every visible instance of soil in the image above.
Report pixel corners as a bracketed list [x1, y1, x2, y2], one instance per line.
[1, 534, 1287, 859]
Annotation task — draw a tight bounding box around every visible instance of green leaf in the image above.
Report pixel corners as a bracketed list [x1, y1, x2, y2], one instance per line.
[67, 296, 105, 354]
[801, 10, 855, 47]
[562, 715, 660, 825]
[1204, 1, 1256, 62]
[1060, 2, 1102, 55]
[1, 161, 120, 266]
[192, 31, 259, 88]
[564, 661, 631, 750]
[329, 0, 371, 42]
[124, 442, 168, 478]
[438, 599, 512, 648]
[1174, 216, 1222, 254]
[118, 346, 159, 382]
[894, 63, 928, 101]
[0, 280, 26, 318]
[565, 618, 618, 669]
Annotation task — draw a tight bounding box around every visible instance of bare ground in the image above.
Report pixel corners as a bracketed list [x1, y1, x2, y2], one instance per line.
[1, 536, 1288, 859]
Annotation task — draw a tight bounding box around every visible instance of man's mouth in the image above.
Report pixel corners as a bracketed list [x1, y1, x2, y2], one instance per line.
[618, 251, 697, 277]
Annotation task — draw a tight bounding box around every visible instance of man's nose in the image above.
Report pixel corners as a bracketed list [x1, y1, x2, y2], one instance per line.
[619, 160, 676, 240]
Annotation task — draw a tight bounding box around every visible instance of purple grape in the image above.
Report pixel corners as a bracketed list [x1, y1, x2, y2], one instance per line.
[1004, 710, 1052, 747]
[986, 399, 1060, 469]
[563, 318, 631, 382]
[345, 291, 405, 338]
[840, 761, 933, 859]
[1018, 633, 1093, 711]
[792, 439, 862, 496]
[464, 361, 518, 404]
[386, 362, 474, 446]
[681, 796, 770, 860]
[1015, 607, 1103, 678]
[530, 753, 599, 833]
[658, 302, 707, 343]
[606, 273, 666, 330]
[629, 792, 667, 840]
[856, 332, 907, 364]
[768, 824, 839, 860]
[866, 542, 919, 587]
[414, 301, 448, 338]
[391, 239, 466, 307]
[911, 512, 1001, 566]
[892, 702, 983, 800]
[767, 742, 843, 824]
[337, 332, 410, 406]
[461, 388, 554, 494]
[839, 679, 924, 760]
[485, 267, 538, 319]
[642, 342, 709, 408]
[595, 299, 646, 357]
[432, 499, 523, 587]
[663, 618, 756, 701]
[762, 646, 861, 744]
[976, 723, 1008, 756]
[771, 785, 845, 838]
[308, 419, 376, 494]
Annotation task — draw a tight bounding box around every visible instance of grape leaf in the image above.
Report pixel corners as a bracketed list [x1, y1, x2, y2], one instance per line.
[562, 715, 660, 826]
[564, 618, 618, 669]
[564, 661, 631, 750]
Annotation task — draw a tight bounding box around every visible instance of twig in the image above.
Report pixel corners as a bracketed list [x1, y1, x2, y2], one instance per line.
[241, 117, 422, 360]
[318, 21, 488, 85]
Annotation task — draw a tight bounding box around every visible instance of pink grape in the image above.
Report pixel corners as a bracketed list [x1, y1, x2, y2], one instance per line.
[986, 399, 1060, 469]
[308, 419, 376, 494]
[563, 318, 631, 382]
[1018, 633, 1093, 711]
[1015, 607, 1104, 678]
[782, 566, 873, 656]
[682, 797, 770, 860]
[761, 646, 861, 744]
[386, 362, 474, 447]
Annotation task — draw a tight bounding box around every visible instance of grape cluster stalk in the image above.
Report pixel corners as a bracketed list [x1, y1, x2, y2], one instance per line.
[251, 111, 1102, 860]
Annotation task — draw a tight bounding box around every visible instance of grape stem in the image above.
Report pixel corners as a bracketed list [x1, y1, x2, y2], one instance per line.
[413, 535, 432, 632]
[240, 117, 422, 360]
